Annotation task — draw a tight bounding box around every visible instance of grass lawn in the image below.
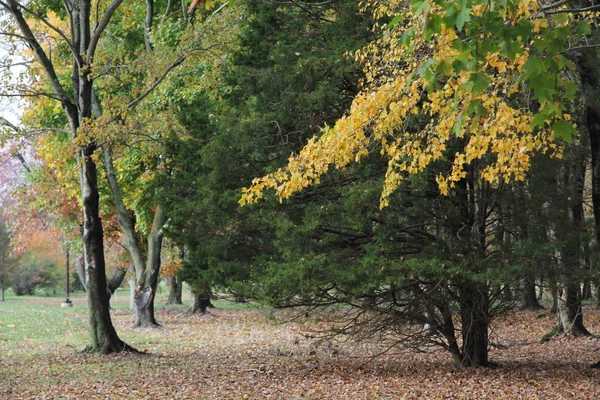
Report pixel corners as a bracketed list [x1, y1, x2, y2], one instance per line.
[1, 291, 600, 399]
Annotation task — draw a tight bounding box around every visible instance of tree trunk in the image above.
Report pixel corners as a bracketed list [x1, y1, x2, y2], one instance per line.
[108, 267, 127, 294]
[134, 284, 159, 326]
[103, 146, 166, 328]
[502, 284, 513, 302]
[75, 254, 87, 292]
[458, 283, 490, 367]
[166, 276, 183, 305]
[0, 272, 4, 301]
[129, 278, 136, 310]
[189, 288, 211, 314]
[81, 147, 134, 353]
[522, 277, 543, 310]
[548, 277, 558, 313]
[582, 279, 592, 300]
[556, 283, 590, 337]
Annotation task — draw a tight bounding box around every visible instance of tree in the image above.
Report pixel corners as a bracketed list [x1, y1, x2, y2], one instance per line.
[162, 0, 371, 311]
[0, 212, 13, 301]
[240, 0, 595, 366]
[0, 0, 138, 353]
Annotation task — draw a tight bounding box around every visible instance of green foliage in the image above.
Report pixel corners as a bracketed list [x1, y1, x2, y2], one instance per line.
[164, 0, 371, 295]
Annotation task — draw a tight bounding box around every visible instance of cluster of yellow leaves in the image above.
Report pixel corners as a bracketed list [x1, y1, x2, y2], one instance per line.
[240, 0, 565, 208]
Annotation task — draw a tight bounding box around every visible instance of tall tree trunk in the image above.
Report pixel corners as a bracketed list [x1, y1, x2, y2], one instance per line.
[0, 271, 4, 301]
[166, 276, 183, 305]
[458, 282, 490, 367]
[103, 146, 166, 328]
[544, 139, 591, 339]
[81, 146, 134, 352]
[577, 28, 600, 366]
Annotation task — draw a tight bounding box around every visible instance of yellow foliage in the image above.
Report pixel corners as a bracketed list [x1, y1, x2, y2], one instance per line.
[240, 0, 568, 208]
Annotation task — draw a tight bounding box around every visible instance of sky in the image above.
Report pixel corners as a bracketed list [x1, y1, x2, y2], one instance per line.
[0, 12, 25, 126]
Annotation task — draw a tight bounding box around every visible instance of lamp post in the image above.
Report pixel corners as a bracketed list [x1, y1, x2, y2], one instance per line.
[61, 249, 73, 307]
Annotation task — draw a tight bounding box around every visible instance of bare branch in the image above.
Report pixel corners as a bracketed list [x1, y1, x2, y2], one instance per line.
[0, 116, 18, 132]
[126, 54, 186, 109]
[1, 0, 74, 106]
[7, 0, 77, 59]
[539, 0, 569, 12]
[544, 3, 600, 14]
[87, 0, 125, 62]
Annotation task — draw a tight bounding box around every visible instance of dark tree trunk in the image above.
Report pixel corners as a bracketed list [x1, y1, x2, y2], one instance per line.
[577, 26, 600, 366]
[108, 267, 127, 294]
[582, 279, 592, 300]
[436, 295, 462, 365]
[502, 284, 513, 302]
[189, 288, 211, 314]
[458, 283, 490, 367]
[0, 272, 4, 301]
[522, 277, 543, 310]
[166, 276, 183, 305]
[550, 281, 558, 314]
[82, 146, 134, 353]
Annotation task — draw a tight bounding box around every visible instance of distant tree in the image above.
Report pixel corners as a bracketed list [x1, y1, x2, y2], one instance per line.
[0, 213, 13, 301]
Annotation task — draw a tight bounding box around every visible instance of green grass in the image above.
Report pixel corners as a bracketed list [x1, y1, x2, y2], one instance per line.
[0, 293, 90, 355]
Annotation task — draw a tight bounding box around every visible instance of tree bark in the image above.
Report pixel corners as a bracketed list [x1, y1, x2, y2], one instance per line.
[189, 287, 211, 314]
[555, 283, 590, 337]
[166, 276, 183, 305]
[458, 282, 490, 367]
[103, 146, 166, 328]
[0, 271, 4, 301]
[75, 254, 87, 291]
[522, 277, 543, 310]
[81, 145, 134, 352]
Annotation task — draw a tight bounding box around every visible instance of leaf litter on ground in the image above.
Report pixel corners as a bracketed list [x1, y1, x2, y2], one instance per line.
[0, 296, 599, 399]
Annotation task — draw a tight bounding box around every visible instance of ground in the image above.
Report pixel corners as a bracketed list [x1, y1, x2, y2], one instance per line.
[0, 291, 599, 399]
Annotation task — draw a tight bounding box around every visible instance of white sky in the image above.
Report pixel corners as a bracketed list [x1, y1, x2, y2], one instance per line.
[0, 12, 24, 126]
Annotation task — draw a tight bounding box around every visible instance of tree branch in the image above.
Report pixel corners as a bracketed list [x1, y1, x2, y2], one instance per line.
[6, 0, 77, 60]
[126, 54, 186, 108]
[1, 0, 74, 106]
[544, 4, 600, 14]
[87, 0, 125, 62]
